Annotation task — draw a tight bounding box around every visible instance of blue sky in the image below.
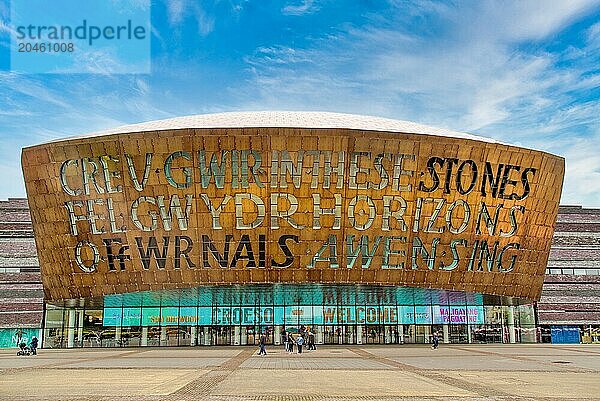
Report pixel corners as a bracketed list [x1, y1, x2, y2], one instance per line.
[1, 0, 599, 206]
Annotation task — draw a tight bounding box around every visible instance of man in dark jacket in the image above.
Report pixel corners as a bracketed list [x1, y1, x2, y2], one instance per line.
[30, 336, 39, 355]
[259, 333, 267, 356]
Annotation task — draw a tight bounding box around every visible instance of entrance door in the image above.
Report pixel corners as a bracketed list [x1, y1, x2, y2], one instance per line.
[343, 325, 356, 344]
[414, 325, 430, 344]
[179, 326, 193, 346]
[364, 325, 384, 344]
[212, 326, 232, 345]
[322, 326, 343, 344]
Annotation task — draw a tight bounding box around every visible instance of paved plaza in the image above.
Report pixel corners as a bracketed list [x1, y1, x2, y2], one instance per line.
[0, 344, 599, 401]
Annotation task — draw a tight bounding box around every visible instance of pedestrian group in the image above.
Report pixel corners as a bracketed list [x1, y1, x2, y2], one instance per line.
[258, 325, 317, 356]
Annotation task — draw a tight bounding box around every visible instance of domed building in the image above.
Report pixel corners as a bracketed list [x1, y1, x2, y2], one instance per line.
[20, 111, 565, 347]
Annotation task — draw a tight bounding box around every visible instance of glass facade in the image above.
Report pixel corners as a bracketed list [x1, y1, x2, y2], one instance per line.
[43, 284, 538, 348]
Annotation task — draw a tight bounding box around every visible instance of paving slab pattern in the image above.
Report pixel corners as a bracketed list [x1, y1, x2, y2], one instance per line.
[0, 345, 599, 401]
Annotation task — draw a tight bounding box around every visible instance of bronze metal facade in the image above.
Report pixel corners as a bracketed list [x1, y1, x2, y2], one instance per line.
[22, 120, 564, 302]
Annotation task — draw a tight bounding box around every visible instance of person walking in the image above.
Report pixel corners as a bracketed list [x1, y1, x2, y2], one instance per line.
[296, 334, 304, 354]
[431, 331, 439, 350]
[287, 332, 295, 354]
[258, 332, 267, 356]
[308, 330, 316, 350]
[283, 330, 289, 353]
[30, 336, 38, 355]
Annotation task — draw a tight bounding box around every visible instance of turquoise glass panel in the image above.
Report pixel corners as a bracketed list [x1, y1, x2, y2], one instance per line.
[284, 306, 301, 326]
[414, 305, 432, 324]
[103, 308, 122, 326]
[198, 307, 212, 325]
[214, 306, 232, 325]
[396, 287, 414, 304]
[229, 307, 257, 325]
[142, 292, 161, 307]
[320, 305, 337, 324]
[122, 308, 141, 326]
[142, 307, 160, 326]
[104, 294, 123, 307]
[260, 307, 274, 325]
[121, 292, 143, 307]
[273, 307, 284, 325]
[161, 307, 179, 325]
[179, 307, 197, 326]
[312, 306, 324, 325]
[398, 306, 415, 324]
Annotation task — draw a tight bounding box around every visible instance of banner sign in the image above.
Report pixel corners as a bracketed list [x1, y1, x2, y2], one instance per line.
[104, 304, 485, 326]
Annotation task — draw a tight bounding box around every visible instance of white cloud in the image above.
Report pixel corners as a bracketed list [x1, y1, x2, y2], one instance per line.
[282, 0, 320, 16]
[167, 0, 186, 25]
[164, 0, 215, 36]
[241, 1, 600, 206]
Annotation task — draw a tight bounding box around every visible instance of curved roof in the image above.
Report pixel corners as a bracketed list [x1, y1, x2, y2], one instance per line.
[42, 111, 502, 145]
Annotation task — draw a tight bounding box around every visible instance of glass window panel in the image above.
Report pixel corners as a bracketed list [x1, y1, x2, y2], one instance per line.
[355, 288, 367, 304]
[380, 305, 398, 324]
[214, 306, 232, 325]
[448, 291, 466, 305]
[467, 306, 485, 324]
[198, 288, 213, 306]
[44, 307, 65, 328]
[517, 304, 535, 326]
[273, 306, 284, 325]
[432, 290, 449, 305]
[179, 307, 197, 326]
[272, 286, 286, 305]
[161, 307, 179, 326]
[432, 305, 449, 324]
[142, 292, 161, 306]
[122, 308, 141, 326]
[121, 292, 143, 307]
[102, 308, 123, 326]
[260, 306, 274, 325]
[396, 287, 414, 305]
[465, 292, 484, 305]
[312, 306, 323, 325]
[399, 306, 415, 324]
[414, 305, 432, 324]
[142, 307, 161, 326]
[122, 326, 142, 346]
[198, 307, 212, 325]
[470, 325, 487, 343]
[161, 290, 180, 306]
[284, 306, 302, 326]
[84, 310, 103, 329]
[485, 306, 503, 325]
[413, 288, 432, 305]
[179, 288, 199, 306]
[449, 305, 467, 324]
[519, 325, 537, 343]
[104, 294, 123, 307]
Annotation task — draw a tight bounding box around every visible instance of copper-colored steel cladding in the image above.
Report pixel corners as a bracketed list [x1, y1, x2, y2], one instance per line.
[21, 112, 564, 302]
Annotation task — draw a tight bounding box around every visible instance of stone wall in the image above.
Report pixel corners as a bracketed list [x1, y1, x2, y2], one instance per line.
[0, 199, 43, 328]
[538, 205, 600, 325]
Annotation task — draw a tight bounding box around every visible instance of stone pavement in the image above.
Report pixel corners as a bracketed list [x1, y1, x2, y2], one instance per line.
[0, 344, 599, 401]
